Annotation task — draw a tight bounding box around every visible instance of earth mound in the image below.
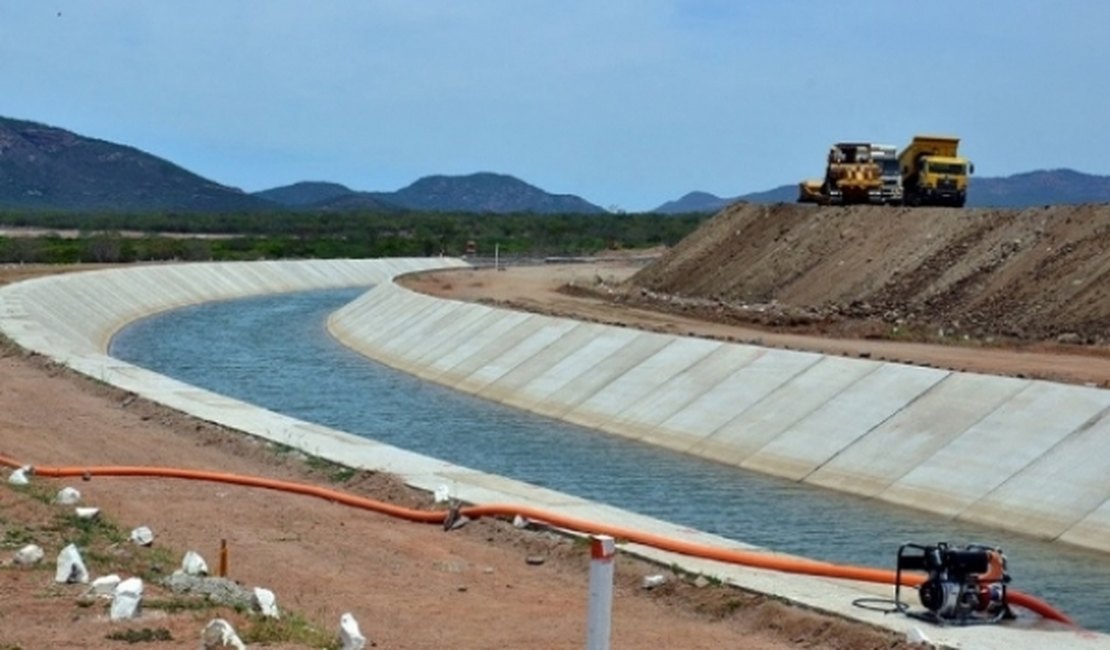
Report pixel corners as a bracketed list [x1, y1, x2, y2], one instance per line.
[627, 202, 1110, 344]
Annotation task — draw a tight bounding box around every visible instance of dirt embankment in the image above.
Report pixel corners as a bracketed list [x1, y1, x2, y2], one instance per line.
[627, 203, 1110, 345]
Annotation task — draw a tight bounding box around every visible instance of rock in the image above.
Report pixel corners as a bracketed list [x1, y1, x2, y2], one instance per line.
[12, 544, 44, 566]
[55, 486, 81, 505]
[525, 556, 545, 566]
[109, 577, 143, 621]
[692, 575, 710, 588]
[90, 574, 122, 597]
[433, 484, 452, 503]
[1057, 332, 1083, 345]
[55, 543, 89, 584]
[201, 619, 247, 650]
[512, 514, 529, 529]
[181, 550, 209, 576]
[7, 466, 30, 485]
[641, 574, 667, 589]
[252, 586, 280, 619]
[74, 506, 100, 519]
[339, 612, 367, 650]
[161, 574, 253, 609]
[129, 526, 155, 546]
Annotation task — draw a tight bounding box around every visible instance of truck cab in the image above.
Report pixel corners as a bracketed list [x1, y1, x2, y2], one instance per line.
[899, 136, 974, 207]
[870, 144, 903, 205]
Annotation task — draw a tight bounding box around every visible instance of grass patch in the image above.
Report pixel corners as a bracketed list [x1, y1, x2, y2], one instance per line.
[8, 482, 56, 506]
[51, 512, 126, 548]
[240, 612, 340, 649]
[136, 547, 176, 582]
[304, 455, 356, 483]
[269, 441, 296, 456]
[2, 525, 37, 549]
[105, 627, 173, 643]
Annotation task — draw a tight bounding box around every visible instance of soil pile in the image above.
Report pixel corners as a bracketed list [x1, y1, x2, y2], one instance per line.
[628, 202, 1110, 344]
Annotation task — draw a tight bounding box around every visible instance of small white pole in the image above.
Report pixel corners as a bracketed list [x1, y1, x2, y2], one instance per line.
[586, 535, 615, 650]
[494, 242, 500, 271]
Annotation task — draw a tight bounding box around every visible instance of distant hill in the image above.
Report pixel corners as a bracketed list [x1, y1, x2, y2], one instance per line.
[382, 172, 605, 214]
[257, 172, 605, 214]
[654, 170, 1110, 213]
[652, 191, 732, 214]
[0, 116, 272, 212]
[652, 185, 795, 214]
[306, 191, 400, 212]
[253, 181, 355, 207]
[968, 169, 1110, 207]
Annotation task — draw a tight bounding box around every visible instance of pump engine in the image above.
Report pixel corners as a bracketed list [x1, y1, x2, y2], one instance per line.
[895, 542, 1013, 625]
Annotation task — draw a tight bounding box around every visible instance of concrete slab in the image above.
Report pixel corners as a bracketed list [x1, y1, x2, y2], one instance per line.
[452, 317, 579, 393]
[881, 382, 1110, 522]
[966, 406, 1110, 538]
[806, 373, 1029, 497]
[617, 343, 764, 450]
[673, 349, 821, 461]
[482, 324, 641, 411]
[562, 338, 721, 434]
[533, 332, 674, 419]
[427, 310, 537, 386]
[697, 355, 878, 469]
[739, 363, 947, 481]
[1060, 499, 1110, 552]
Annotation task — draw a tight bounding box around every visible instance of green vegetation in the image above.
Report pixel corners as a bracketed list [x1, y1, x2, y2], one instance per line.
[0, 209, 707, 263]
[240, 612, 340, 649]
[105, 627, 173, 643]
[304, 455, 357, 484]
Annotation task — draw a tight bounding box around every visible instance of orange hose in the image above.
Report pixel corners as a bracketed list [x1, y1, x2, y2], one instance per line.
[0, 454, 1074, 626]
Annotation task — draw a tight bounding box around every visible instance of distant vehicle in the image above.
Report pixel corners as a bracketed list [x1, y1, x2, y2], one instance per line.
[870, 144, 903, 205]
[797, 142, 885, 205]
[898, 135, 974, 207]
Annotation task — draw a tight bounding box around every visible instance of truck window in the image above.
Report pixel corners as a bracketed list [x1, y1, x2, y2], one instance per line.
[925, 162, 967, 175]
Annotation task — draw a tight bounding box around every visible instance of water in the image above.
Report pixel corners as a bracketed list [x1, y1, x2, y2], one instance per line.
[109, 287, 1110, 630]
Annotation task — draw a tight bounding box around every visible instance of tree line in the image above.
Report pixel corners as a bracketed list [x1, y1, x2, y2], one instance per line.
[0, 210, 708, 264]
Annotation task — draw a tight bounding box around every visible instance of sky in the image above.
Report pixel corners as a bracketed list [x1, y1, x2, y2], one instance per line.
[2, 1, 1108, 212]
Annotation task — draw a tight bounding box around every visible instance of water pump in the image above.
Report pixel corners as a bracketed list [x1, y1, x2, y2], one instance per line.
[895, 542, 1013, 625]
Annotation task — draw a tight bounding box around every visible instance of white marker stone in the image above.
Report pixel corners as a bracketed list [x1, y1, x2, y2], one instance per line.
[55, 543, 89, 584]
[339, 612, 367, 650]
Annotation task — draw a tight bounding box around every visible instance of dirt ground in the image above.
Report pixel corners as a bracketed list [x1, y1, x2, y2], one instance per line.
[633, 203, 1110, 344]
[0, 264, 915, 649]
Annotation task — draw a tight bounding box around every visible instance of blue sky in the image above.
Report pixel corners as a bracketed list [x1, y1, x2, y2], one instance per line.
[2, 1, 1107, 211]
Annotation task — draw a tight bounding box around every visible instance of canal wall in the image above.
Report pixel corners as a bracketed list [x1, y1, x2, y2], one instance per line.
[329, 275, 1110, 554]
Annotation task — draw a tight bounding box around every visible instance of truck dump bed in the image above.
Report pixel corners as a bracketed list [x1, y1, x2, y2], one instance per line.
[899, 135, 960, 165]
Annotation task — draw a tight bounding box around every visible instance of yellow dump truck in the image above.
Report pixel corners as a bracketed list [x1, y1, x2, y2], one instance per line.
[898, 135, 974, 207]
[797, 142, 885, 205]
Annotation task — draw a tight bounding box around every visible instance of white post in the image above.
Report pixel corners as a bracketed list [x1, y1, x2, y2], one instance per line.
[494, 242, 500, 271]
[586, 535, 615, 650]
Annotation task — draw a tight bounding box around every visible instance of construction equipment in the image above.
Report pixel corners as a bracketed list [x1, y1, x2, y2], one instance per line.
[797, 142, 885, 205]
[899, 135, 974, 207]
[894, 542, 1012, 625]
[870, 144, 904, 204]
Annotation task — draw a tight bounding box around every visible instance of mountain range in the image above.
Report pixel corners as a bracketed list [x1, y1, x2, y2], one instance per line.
[2, 115, 1109, 215]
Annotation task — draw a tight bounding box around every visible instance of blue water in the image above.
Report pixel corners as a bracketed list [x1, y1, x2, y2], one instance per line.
[109, 287, 1110, 630]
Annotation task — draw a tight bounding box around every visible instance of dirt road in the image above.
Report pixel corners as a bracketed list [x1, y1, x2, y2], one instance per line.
[0, 264, 913, 649]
